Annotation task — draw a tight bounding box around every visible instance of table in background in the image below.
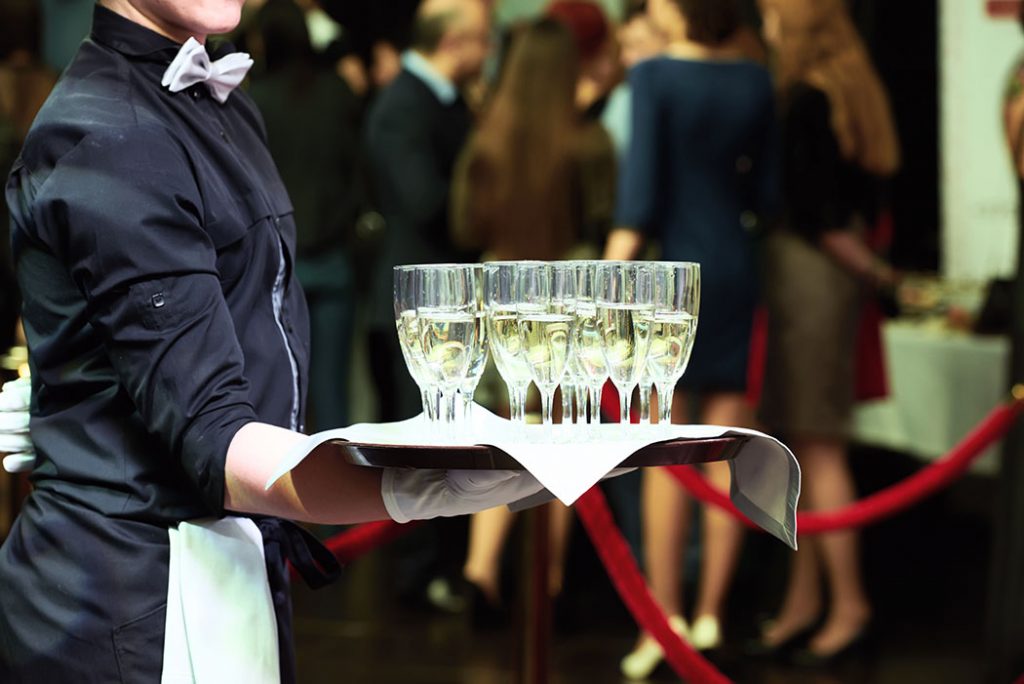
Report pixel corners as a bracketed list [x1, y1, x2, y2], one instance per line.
[853, 319, 1008, 474]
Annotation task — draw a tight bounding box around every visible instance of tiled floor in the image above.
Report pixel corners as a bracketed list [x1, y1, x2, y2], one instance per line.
[292, 449, 997, 683]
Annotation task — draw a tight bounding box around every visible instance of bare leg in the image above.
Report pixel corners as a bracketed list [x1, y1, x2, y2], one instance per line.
[796, 437, 871, 653]
[692, 392, 750, 626]
[621, 390, 692, 678]
[548, 503, 573, 597]
[463, 506, 517, 605]
[761, 523, 822, 645]
[642, 466, 691, 619]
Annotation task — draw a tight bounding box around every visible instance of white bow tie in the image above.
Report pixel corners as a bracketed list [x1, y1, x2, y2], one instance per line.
[161, 37, 253, 104]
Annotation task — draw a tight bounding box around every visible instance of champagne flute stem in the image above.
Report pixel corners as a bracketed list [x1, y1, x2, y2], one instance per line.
[541, 389, 554, 426]
[639, 384, 651, 424]
[657, 382, 673, 424]
[590, 383, 603, 424]
[462, 390, 474, 422]
[445, 390, 458, 425]
[619, 384, 631, 424]
[575, 384, 587, 426]
[561, 384, 574, 425]
[421, 388, 433, 421]
[515, 384, 530, 424]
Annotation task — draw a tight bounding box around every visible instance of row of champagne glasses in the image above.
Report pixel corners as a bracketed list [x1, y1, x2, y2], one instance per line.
[393, 260, 699, 428]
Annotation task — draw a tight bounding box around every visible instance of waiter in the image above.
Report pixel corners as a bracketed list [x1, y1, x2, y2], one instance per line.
[0, 2, 541, 682]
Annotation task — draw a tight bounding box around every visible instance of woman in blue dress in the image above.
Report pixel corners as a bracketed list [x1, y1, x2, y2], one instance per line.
[607, 0, 779, 677]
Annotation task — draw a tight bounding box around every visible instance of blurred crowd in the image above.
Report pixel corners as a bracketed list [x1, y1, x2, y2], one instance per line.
[0, 0, 915, 677]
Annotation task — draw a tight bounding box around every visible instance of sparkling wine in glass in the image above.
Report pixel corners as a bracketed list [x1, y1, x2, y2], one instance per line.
[596, 262, 653, 425]
[484, 262, 534, 424]
[648, 262, 700, 425]
[517, 262, 573, 427]
[417, 265, 477, 424]
[573, 261, 608, 425]
[394, 266, 436, 420]
[460, 266, 489, 421]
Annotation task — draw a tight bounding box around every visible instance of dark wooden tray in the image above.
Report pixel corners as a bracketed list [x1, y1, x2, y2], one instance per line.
[333, 435, 748, 470]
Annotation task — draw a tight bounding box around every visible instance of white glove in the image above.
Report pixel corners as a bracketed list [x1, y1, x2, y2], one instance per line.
[381, 468, 546, 523]
[0, 377, 34, 474]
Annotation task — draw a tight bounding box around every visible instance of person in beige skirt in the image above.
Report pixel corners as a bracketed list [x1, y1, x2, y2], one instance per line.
[755, 0, 902, 666]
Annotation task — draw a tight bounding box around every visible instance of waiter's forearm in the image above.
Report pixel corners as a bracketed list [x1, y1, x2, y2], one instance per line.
[223, 422, 388, 524]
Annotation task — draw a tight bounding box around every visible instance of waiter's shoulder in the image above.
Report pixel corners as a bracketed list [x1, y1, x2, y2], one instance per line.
[21, 40, 185, 176]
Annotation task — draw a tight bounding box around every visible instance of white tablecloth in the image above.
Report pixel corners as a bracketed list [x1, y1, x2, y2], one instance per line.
[852, 320, 1009, 475]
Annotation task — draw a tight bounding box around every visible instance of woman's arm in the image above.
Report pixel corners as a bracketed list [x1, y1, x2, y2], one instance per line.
[607, 63, 661, 260]
[603, 227, 646, 260]
[819, 229, 899, 290]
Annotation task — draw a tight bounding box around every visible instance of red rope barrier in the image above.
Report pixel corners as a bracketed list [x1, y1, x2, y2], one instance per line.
[323, 519, 419, 563]
[576, 486, 731, 684]
[668, 399, 1024, 534]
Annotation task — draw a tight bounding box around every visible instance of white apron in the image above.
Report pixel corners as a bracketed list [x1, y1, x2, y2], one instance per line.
[161, 517, 280, 683]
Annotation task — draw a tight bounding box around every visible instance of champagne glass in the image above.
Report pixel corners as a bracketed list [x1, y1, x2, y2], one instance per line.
[394, 265, 436, 420]
[460, 265, 489, 421]
[596, 262, 653, 425]
[552, 262, 579, 424]
[417, 264, 476, 424]
[484, 262, 534, 424]
[647, 262, 700, 425]
[573, 261, 608, 425]
[517, 262, 573, 427]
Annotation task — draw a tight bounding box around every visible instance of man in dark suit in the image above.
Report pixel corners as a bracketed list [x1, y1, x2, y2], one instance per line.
[364, 0, 490, 422]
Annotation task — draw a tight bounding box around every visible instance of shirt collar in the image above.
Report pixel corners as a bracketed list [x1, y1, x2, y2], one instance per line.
[90, 5, 235, 64]
[401, 50, 457, 105]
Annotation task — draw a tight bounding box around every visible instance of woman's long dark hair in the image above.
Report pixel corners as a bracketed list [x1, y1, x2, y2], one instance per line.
[463, 18, 582, 259]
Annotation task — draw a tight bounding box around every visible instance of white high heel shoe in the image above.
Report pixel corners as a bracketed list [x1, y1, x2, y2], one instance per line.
[619, 615, 689, 680]
[689, 615, 722, 651]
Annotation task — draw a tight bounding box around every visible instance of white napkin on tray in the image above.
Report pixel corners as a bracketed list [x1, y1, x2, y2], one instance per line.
[265, 406, 800, 549]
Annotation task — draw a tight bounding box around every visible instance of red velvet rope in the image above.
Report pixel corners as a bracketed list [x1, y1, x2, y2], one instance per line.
[323, 519, 419, 564]
[667, 399, 1024, 534]
[575, 486, 731, 684]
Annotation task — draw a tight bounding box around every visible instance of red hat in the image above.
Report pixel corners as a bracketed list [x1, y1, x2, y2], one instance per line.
[546, 0, 610, 62]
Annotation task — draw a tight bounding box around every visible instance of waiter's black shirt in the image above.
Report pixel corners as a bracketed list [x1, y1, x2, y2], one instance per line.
[7, 6, 309, 522]
[1, 8, 309, 681]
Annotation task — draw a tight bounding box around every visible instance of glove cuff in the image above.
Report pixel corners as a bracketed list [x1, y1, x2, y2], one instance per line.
[380, 468, 412, 524]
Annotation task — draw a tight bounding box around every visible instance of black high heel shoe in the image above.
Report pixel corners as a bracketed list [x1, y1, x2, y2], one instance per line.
[466, 581, 508, 630]
[789, 625, 872, 668]
[743, 618, 820, 661]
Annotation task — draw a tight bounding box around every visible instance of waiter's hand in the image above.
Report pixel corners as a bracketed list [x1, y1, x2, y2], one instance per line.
[0, 377, 34, 473]
[381, 468, 546, 523]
